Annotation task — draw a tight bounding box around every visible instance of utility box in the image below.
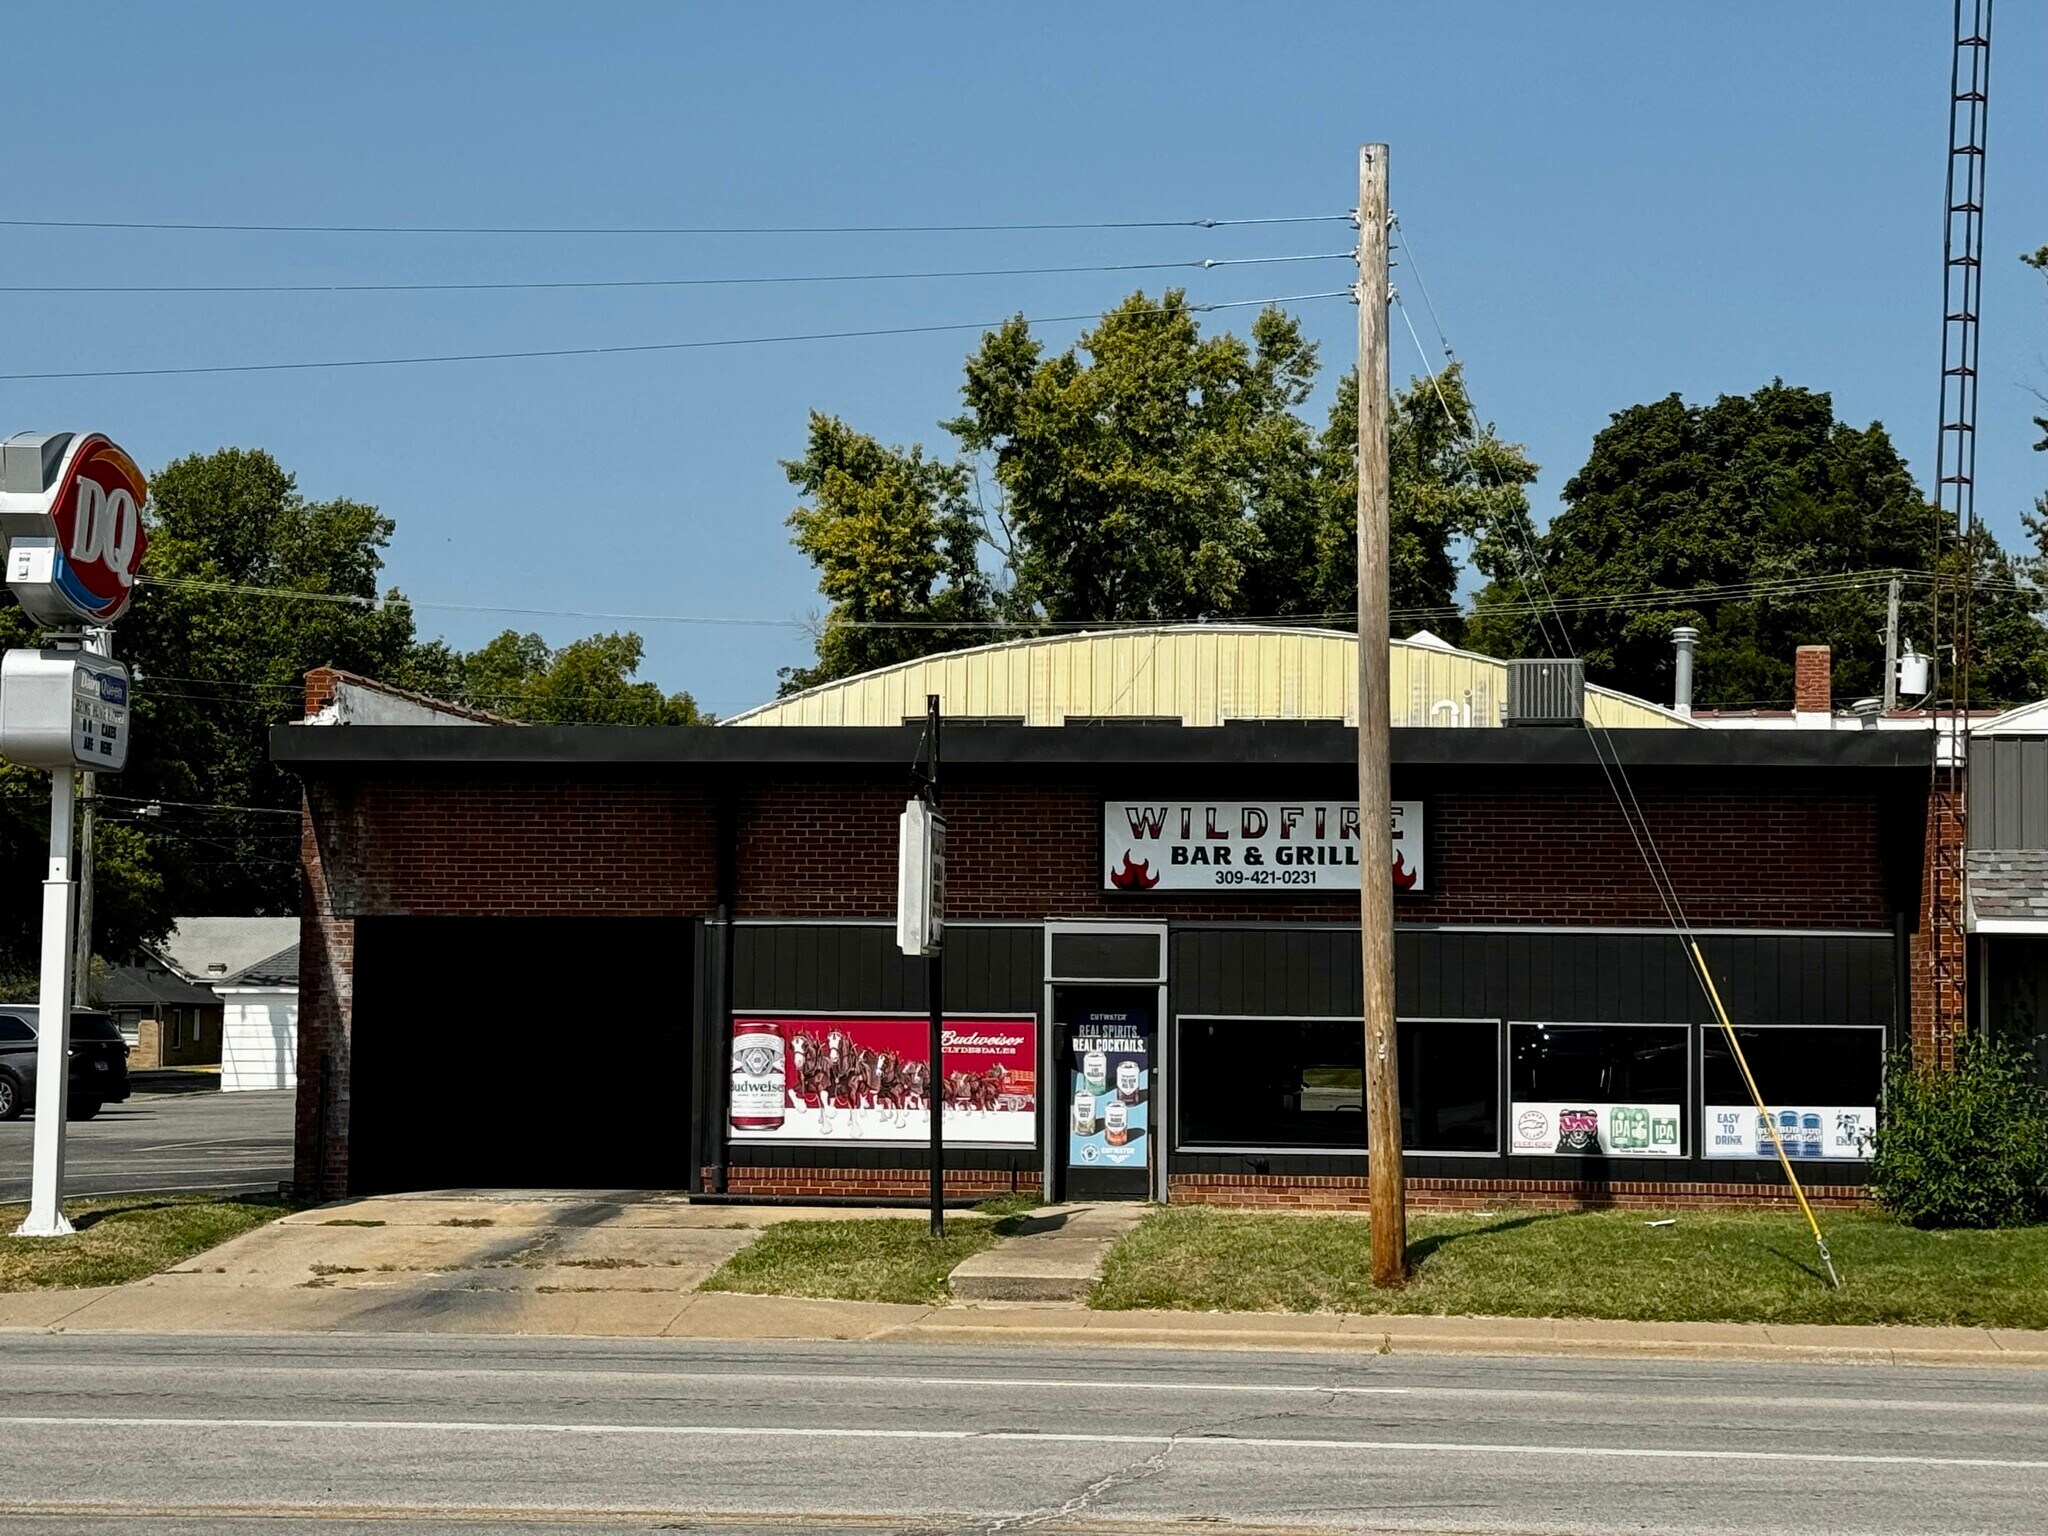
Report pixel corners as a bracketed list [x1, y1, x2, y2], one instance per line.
[0, 649, 131, 771]
[1504, 658, 1586, 726]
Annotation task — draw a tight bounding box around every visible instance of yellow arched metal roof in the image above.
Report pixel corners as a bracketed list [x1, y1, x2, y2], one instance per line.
[724, 625, 1691, 730]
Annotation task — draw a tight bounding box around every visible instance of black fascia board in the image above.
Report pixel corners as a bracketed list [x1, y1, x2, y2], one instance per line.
[271, 721, 1935, 774]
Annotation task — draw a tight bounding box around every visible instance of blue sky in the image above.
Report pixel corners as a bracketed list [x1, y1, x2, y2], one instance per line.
[4, 2, 2043, 713]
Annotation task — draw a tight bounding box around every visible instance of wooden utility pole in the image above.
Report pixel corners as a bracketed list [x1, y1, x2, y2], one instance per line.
[1882, 576, 1902, 713]
[1356, 144, 1406, 1287]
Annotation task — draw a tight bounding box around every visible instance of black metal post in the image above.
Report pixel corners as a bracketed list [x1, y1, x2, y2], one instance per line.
[925, 694, 944, 1237]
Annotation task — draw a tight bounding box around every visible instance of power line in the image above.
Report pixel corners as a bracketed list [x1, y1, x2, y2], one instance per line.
[90, 793, 300, 817]
[127, 566, 1923, 632]
[0, 212, 1351, 237]
[0, 290, 1354, 382]
[0, 252, 1353, 297]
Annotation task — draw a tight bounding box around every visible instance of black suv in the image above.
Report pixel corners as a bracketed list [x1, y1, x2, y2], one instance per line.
[0, 1008, 131, 1121]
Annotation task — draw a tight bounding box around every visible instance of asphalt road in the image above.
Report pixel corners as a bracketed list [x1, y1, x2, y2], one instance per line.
[0, 1088, 293, 1202]
[0, 1332, 2043, 1534]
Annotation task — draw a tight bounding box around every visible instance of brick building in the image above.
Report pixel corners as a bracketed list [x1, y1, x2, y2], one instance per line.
[277, 630, 1937, 1209]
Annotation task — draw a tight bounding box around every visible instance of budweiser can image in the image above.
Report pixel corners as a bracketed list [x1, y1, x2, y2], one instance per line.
[729, 1021, 787, 1131]
[1071, 1092, 1098, 1137]
[1116, 1059, 1140, 1103]
[1104, 1099, 1129, 1146]
[1083, 1049, 1108, 1092]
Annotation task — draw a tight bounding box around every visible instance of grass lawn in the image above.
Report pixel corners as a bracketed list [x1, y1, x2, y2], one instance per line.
[1091, 1208, 2048, 1329]
[0, 1193, 293, 1292]
[702, 1217, 1005, 1305]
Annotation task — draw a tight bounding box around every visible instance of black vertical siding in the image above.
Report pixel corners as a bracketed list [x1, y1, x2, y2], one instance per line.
[1171, 926, 1893, 1027]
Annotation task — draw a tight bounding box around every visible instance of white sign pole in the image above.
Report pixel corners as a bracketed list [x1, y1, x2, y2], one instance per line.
[15, 761, 78, 1236]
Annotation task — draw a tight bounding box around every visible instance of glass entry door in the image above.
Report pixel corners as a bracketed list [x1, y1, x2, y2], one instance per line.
[1057, 985, 1156, 1200]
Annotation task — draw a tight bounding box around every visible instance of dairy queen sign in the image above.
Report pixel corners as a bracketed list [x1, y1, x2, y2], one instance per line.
[1103, 800, 1424, 893]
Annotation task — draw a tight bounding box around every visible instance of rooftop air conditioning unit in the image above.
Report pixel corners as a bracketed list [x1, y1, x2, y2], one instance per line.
[1504, 658, 1585, 726]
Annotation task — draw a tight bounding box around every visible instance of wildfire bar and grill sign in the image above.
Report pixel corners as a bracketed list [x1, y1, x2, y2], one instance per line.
[1104, 800, 1424, 892]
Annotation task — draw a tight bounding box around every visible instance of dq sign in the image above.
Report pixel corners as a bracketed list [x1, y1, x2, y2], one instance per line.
[0, 432, 151, 627]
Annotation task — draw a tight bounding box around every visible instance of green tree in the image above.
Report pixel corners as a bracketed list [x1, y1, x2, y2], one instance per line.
[1249, 362, 1538, 641]
[945, 291, 1321, 624]
[779, 412, 991, 692]
[436, 630, 705, 724]
[782, 292, 1532, 686]
[1464, 382, 2045, 708]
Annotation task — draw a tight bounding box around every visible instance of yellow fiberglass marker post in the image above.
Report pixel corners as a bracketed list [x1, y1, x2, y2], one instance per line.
[1690, 940, 1841, 1289]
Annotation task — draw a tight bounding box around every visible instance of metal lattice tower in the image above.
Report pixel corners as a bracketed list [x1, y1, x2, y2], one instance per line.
[1929, 0, 1992, 1065]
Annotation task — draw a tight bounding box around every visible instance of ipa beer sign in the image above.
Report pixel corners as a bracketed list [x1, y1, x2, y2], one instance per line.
[1103, 800, 1424, 892]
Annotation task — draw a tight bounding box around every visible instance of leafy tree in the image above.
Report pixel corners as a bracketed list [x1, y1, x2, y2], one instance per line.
[781, 292, 1531, 683]
[1250, 362, 1538, 642]
[779, 413, 991, 692]
[945, 291, 1321, 624]
[1464, 382, 2046, 708]
[429, 629, 705, 724]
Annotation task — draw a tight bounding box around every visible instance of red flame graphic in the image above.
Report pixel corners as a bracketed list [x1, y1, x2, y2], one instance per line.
[1110, 852, 1159, 890]
[1392, 852, 1418, 890]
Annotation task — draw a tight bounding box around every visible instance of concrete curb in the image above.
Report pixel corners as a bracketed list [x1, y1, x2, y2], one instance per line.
[5, 1287, 2046, 1368]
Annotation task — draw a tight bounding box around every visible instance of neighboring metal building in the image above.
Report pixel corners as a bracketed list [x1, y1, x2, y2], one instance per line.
[726, 626, 1691, 731]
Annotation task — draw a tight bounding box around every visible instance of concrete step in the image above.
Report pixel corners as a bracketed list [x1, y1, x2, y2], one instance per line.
[949, 1202, 1146, 1305]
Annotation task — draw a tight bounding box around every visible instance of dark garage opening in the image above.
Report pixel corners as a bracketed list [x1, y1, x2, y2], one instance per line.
[350, 916, 693, 1194]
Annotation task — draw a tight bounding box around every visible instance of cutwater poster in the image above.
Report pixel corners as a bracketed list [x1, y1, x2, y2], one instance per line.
[1067, 1010, 1149, 1168]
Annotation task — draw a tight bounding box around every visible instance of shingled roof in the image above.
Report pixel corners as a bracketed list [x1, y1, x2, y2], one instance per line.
[1967, 849, 2048, 930]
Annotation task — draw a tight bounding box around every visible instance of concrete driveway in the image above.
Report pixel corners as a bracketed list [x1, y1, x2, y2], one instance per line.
[13, 1191, 913, 1337]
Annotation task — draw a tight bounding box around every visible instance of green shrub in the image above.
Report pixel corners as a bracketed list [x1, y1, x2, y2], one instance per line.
[1866, 1035, 2048, 1228]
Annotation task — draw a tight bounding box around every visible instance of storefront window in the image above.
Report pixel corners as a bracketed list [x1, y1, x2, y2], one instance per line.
[1509, 1023, 1687, 1157]
[1700, 1025, 1883, 1160]
[1175, 1016, 1499, 1153]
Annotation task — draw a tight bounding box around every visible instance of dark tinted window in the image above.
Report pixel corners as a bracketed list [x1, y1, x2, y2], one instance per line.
[1701, 1027, 1882, 1106]
[0, 1017, 32, 1043]
[1176, 1016, 1499, 1153]
[1402, 1019, 1500, 1152]
[70, 1015, 124, 1042]
[1510, 1023, 1687, 1104]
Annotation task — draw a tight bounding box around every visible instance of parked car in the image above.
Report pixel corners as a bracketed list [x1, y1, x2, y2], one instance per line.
[0, 1007, 131, 1121]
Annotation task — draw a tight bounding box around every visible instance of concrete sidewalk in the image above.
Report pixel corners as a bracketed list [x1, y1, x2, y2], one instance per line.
[4, 1190, 2044, 1367]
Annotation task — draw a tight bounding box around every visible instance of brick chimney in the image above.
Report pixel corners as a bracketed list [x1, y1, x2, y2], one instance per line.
[1793, 644, 1832, 720]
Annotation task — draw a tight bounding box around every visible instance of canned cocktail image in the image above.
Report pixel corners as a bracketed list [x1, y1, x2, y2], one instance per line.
[1116, 1059, 1140, 1103]
[1082, 1050, 1108, 1092]
[1071, 1092, 1098, 1137]
[1104, 1099, 1129, 1146]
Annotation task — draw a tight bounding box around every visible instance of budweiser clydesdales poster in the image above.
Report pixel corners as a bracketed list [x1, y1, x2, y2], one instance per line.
[1102, 801, 1425, 893]
[729, 1014, 1037, 1147]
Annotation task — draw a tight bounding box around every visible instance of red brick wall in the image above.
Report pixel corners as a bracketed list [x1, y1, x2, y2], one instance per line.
[719, 1166, 1041, 1201]
[736, 774, 1893, 928]
[295, 803, 356, 1201]
[1912, 780, 1967, 1068]
[1168, 1173, 1873, 1212]
[305, 775, 719, 917]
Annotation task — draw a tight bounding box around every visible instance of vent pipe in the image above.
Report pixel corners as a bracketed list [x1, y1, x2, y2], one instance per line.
[1671, 625, 1699, 718]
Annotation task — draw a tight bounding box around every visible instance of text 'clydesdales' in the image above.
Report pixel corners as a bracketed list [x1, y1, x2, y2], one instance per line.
[1102, 800, 1425, 893]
